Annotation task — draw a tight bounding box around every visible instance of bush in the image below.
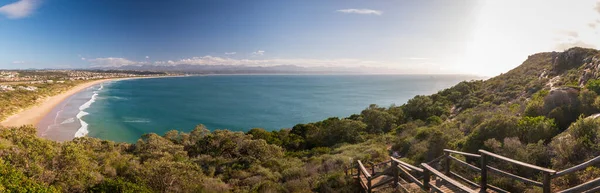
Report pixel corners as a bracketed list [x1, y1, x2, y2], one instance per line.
[586, 79, 600, 94]
[550, 116, 600, 167]
[361, 105, 397, 133]
[579, 89, 599, 116]
[88, 178, 152, 193]
[517, 116, 558, 143]
[463, 114, 519, 153]
[0, 159, 59, 193]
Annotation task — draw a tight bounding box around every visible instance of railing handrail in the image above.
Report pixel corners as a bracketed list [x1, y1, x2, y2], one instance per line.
[421, 163, 477, 193]
[479, 150, 556, 174]
[487, 165, 544, 187]
[427, 155, 445, 165]
[448, 155, 481, 172]
[555, 155, 600, 178]
[357, 160, 372, 178]
[397, 164, 424, 188]
[353, 149, 600, 193]
[557, 177, 600, 193]
[369, 160, 392, 166]
[391, 157, 424, 173]
[444, 149, 481, 158]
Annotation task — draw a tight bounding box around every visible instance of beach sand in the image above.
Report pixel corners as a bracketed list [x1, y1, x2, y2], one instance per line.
[0, 78, 134, 128]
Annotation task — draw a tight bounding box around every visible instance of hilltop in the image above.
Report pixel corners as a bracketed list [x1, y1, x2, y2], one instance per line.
[1, 47, 600, 192]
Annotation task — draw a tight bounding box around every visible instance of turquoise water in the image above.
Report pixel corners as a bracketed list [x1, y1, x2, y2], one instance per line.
[42, 75, 479, 143]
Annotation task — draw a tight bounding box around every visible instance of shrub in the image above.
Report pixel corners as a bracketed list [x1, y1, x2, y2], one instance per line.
[361, 105, 397, 133]
[463, 114, 519, 153]
[550, 116, 600, 167]
[0, 159, 59, 193]
[586, 79, 600, 94]
[88, 178, 152, 193]
[517, 116, 558, 143]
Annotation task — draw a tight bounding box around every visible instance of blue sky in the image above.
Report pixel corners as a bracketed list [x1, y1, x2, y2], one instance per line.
[1, 0, 600, 75]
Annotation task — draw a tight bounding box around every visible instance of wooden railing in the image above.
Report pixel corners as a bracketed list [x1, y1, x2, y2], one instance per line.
[346, 159, 398, 193]
[391, 156, 424, 188]
[479, 150, 556, 193]
[357, 160, 373, 192]
[554, 155, 600, 193]
[368, 160, 391, 174]
[422, 163, 477, 193]
[347, 149, 600, 193]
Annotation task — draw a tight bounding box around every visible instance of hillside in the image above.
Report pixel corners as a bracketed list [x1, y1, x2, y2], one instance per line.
[1, 47, 600, 192]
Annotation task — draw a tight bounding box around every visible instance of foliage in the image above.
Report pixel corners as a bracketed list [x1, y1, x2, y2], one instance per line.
[0, 81, 79, 120]
[550, 116, 600, 167]
[0, 159, 59, 193]
[586, 79, 600, 94]
[516, 116, 558, 144]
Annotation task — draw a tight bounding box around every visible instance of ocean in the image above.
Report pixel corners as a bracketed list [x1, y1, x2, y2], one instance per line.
[38, 74, 480, 143]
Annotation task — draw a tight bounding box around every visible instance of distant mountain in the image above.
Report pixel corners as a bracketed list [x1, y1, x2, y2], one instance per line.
[92, 64, 407, 74]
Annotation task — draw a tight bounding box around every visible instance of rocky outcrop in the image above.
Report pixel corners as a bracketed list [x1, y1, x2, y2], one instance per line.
[552, 47, 599, 72]
[543, 87, 580, 113]
[550, 47, 600, 87]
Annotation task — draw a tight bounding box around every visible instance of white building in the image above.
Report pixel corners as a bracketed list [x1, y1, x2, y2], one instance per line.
[18, 86, 38, 91]
[0, 85, 15, 91]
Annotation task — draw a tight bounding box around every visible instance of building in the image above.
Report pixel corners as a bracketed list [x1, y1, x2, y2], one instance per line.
[0, 85, 15, 91]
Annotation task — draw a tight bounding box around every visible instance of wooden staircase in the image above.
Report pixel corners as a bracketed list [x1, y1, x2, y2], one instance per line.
[346, 149, 600, 193]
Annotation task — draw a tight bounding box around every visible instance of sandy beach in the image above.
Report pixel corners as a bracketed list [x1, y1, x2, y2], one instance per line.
[0, 77, 139, 128]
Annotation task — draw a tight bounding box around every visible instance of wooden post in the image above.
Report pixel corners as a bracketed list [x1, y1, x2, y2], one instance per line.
[543, 172, 551, 193]
[392, 160, 399, 187]
[444, 151, 451, 176]
[367, 178, 372, 193]
[371, 164, 375, 175]
[345, 166, 348, 176]
[357, 163, 361, 183]
[480, 154, 488, 192]
[423, 168, 431, 191]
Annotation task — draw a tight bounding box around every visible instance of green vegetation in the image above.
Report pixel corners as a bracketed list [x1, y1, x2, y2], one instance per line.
[1, 47, 600, 192]
[586, 79, 600, 94]
[0, 81, 78, 120]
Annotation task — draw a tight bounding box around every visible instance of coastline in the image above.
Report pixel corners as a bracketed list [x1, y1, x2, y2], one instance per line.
[0, 76, 178, 129]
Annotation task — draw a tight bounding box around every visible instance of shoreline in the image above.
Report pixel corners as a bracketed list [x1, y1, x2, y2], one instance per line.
[0, 76, 180, 129]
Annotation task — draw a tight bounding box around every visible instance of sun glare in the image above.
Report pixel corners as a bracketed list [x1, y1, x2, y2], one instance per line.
[457, 0, 600, 76]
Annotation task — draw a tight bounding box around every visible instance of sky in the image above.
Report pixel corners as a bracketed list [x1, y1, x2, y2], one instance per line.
[1, 0, 599, 76]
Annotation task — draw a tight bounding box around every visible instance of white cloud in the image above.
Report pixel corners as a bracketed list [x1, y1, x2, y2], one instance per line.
[87, 57, 148, 67]
[555, 40, 597, 50]
[80, 57, 86, 60]
[336, 9, 382, 16]
[252, 50, 265, 56]
[145, 56, 149, 59]
[588, 22, 597, 29]
[88, 55, 441, 73]
[406, 57, 429, 60]
[0, 0, 41, 19]
[225, 52, 236, 55]
[151, 56, 390, 68]
[12, 61, 25, 64]
[557, 30, 579, 38]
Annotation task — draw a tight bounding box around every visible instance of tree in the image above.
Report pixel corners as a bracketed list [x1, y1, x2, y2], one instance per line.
[579, 89, 599, 116]
[361, 105, 397, 133]
[403, 95, 435, 120]
[463, 114, 519, 153]
[516, 116, 558, 143]
[315, 118, 366, 147]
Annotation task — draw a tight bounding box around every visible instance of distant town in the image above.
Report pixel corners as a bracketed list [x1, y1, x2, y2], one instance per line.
[0, 70, 173, 92]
